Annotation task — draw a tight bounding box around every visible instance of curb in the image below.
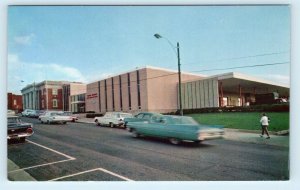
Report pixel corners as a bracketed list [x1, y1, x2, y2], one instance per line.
[7, 159, 36, 181]
[76, 120, 95, 124]
[224, 128, 288, 136]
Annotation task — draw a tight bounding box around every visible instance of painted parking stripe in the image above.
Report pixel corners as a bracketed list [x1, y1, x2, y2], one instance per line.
[8, 158, 75, 173]
[9, 140, 76, 173]
[49, 168, 134, 181]
[27, 140, 75, 159]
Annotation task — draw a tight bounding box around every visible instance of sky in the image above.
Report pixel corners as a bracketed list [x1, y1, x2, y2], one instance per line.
[7, 5, 290, 94]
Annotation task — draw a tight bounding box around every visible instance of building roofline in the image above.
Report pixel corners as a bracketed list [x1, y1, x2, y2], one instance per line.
[21, 80, 83, 92]
[184, 72, 290, 88]
[88, 65, 205, 84]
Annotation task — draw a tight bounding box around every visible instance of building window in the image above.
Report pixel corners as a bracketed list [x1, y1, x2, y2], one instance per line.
[52, 89, 58, 95]
[112, 77, 115, 111]
[13, 99, 17, 106]
[42, 100, 45, 109]
[223, 97, 228, 107]
[127, 73, 131, 110]
[119, 76, 123, 111]
[137, 70, 141, 109]
[53, 99, 58, 108]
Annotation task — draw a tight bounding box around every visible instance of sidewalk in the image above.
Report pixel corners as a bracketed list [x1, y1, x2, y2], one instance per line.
[77, 117, 95, 124]
[7, 159, 36, 181]
[224, 128, 289, 147]
[77, 118, 289, 147]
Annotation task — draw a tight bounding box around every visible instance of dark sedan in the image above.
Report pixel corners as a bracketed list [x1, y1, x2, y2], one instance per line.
[7, 116, 34, 142]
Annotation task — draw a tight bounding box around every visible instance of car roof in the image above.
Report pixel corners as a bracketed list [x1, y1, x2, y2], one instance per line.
[137, 112, 163, 116]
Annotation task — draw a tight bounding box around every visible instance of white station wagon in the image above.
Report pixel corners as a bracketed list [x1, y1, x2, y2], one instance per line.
[94, 112, 133, 128]
[40, 111, 73, 124]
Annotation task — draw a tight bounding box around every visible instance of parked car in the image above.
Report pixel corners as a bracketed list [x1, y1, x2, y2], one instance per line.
[28, 110, 40, 118]
[21, 109, 34, 117]
[39, 111, 73, 124]
[62, 111, 78, 122]
[94, 112, 134, 128]
[124, 112, 164, 128]
[7, 115, 34, 142]
[126, 115, 224, 145]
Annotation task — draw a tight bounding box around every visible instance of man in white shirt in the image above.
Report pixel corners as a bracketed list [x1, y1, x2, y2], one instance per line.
[260, 113, 270, 139]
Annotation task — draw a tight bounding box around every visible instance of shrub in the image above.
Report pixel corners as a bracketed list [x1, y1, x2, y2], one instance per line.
[165, 104, 289, 115]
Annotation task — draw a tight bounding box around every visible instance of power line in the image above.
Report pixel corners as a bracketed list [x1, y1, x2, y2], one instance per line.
[191, 61, 290, 72]
[184, 51, 289, 65]
[52, 60, 289, 93]
[23, 61, 288, 93]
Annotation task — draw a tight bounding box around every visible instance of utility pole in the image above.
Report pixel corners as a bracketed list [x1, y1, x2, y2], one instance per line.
[154, 33, 183, 116]
[177, 42, 183, 116]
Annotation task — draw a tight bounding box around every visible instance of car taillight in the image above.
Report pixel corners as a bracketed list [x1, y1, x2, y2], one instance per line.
[26, 127, 33, 133]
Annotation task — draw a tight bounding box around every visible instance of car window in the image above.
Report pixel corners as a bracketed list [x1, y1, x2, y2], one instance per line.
[166, 116, 198, 125]
[143, 114, 151, 120]
[150, 116, 165, 123]
[120, 113, 132, 118]
[136, 114, 144, 119]
[50, 112, 60, 116]
[63, 112, 72, 116]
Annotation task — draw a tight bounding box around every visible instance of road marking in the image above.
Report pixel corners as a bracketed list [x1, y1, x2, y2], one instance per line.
[8, 158, 75, 173]
[49, 168, 134, 181]
[8, 140, 76, 173]
[27, 140, 75, 160]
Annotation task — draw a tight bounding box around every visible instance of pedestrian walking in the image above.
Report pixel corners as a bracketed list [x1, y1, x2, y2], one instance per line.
[260, 113, 270, 139]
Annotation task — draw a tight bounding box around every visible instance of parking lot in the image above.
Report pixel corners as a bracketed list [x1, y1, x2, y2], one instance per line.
[8, 117, 289, 181]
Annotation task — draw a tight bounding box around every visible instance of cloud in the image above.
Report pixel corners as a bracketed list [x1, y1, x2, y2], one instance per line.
[85, 72, 113, 83]
[7, 54, 88, 94]
[14, 33, 35, 45]
[256, 74, 290, 86]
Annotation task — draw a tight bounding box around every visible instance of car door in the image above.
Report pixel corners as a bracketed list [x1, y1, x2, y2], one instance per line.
[141, 116, 167, 137]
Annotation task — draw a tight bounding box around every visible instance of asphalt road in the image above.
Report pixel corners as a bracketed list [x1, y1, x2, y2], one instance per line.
[8, 117, 289, 181]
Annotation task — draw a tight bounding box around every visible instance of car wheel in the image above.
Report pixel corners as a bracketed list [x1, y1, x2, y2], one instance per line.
[194, 140, 203, 144]
[169, 138, 180, 145]
[63, 122, 67, 124]
[109, 122, 114, 128]
[41, 120, 44, 124]
[131, 129, 139, 138]
[20, 137, 26, 143]
[95, 120, 100, 126]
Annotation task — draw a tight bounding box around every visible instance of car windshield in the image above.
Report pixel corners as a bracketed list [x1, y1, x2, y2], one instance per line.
[164, 116, 199, 125]
[8, 117, 21, 124]
[50, 112, 62, 116]
[63, 112, 72, 116]
[120, 113, 133, 118]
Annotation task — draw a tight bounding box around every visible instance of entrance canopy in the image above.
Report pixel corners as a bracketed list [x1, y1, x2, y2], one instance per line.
[215, 72, 289, 97]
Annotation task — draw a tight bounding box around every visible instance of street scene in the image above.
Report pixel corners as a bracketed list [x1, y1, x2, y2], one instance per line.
[8, 117, 288, 181]
[6, 5, 290, 183]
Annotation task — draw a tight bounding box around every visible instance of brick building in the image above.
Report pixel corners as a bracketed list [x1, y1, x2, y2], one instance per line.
[7, 92, 23, 113]
[21, 81, 86, 111]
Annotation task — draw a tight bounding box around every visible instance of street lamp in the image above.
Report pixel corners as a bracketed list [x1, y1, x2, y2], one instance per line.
[154, 33, 183, 116]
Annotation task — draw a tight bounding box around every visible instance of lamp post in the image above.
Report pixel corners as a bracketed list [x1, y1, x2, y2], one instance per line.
[154, 33, 183, 116]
